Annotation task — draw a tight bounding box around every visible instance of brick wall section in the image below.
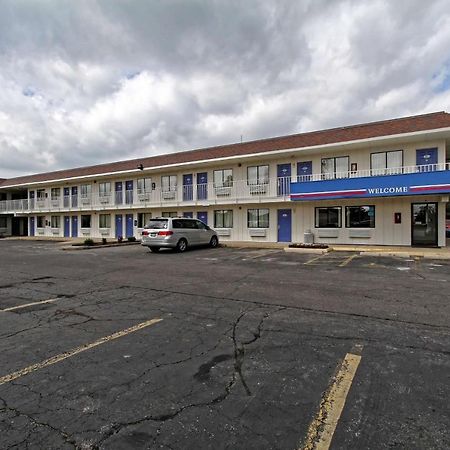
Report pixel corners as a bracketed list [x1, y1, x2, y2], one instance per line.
[1, 111, 450, 187]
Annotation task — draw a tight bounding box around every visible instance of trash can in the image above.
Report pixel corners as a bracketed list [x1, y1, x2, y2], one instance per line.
[304, 230, 314, 244]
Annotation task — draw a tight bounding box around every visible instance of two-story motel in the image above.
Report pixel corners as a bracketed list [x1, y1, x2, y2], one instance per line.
[1, 112, 450, 247]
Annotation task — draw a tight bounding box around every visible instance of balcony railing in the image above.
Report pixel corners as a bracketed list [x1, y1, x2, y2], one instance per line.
[0, 162, 448, 214]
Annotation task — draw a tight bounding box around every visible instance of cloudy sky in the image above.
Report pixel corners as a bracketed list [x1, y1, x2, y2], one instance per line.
[1, 0, 450, 178]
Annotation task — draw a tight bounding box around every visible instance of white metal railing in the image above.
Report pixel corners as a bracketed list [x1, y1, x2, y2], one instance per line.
[0, 162, 448, 214]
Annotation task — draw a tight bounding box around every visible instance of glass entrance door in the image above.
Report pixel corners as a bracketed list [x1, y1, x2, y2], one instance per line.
[411, 203, 438, 246]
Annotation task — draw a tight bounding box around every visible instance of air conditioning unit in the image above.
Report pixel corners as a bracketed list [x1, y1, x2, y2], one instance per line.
[138, 193, 151, 202]
[99, 196, 110, 204]
[215, 186, 232, 196]
[249, 184, 267, 195]
[81, 197, 91, 205]
[162, 191, 176, 200]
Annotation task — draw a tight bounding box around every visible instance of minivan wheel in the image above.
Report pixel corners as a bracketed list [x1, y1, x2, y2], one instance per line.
[209, 236, 218, 248]
[149, 246, 160, 253]
[176, 238, 188, 252]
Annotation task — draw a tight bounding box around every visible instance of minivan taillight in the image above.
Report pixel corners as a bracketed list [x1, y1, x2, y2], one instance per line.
[158, 231, 174, 236]
[142, 230, 149, 236]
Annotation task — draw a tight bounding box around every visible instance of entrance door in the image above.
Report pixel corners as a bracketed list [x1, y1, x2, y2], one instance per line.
[125, 181, 133, 204]
[71, 186, 78, 208]
[126, 214, 134, 238]
[64, 216, 70, 237]
[416, 148, 438, 172]
[115, 182, 123, 205]
[197, 172, 208, 200]
[71, 216, 78, 237]
[115, 215, 123, 238]
[277, 164, 291, 196]
[29, 217, 35, 237]
[277, 209, 292, 242]
[412, 203, 438, 246]
[197, 211, 208, 225]
[297, 161, 312, 182]
[63, 188, 70, 208]
[183, 174, 193, 201]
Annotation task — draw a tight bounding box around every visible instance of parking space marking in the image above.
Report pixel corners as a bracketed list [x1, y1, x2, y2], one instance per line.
[0, 298, 60, 313]
[339, 254, 358, 267]
[0, 318, 162, 386]
[304, 255, 324, 265]
[300, 349, 363, 450]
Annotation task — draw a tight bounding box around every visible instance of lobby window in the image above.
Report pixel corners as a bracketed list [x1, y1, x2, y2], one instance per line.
[99, 214, 111, 228]
[214, 210, 233, 228]
[138, 213, 152, 228]
[36, 216, 45, 228]
[161, 175, 177, 192]
[247, 165, 269, 185]
[99, 182, 111, 197]
[315, 207, 342, 228]
[371, 150, 403, 175]
[247, 209, 269, 228]
[50, 216, 60, 228]
[346, 206, 375, 228]
[81, 215, 91, 228]
[80, 184, 92, 198]
[51, 188, 60, 200]
[137, 178, 152, 194]
[321, 156, 349, 179]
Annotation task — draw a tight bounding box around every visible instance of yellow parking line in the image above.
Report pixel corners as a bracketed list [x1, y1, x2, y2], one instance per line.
[339, 254, 358, 267]
[0, 298, 59, 313]
[304, 255, 324, 265]
[300, 350, 363, 450]
[0, 318, 162, 386]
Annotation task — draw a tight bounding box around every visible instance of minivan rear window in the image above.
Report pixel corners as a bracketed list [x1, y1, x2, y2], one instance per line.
[146, 219, 168, 229]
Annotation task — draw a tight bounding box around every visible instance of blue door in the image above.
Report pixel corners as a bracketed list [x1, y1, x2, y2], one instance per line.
[115, 215, 123, 238]
[125, 180, 133, 204]
[64, 216, 70, 237]
[197, 211, 208, 225]
[183, 174, 193, 201]
[71, 186, 78, 207]
[197, 172, 208, 200]
[297, 161, 312, 181]
[416, 148, 438, 172]
[29, 217, 35, 236]
[277, 164, 291, 195]
[63, 187, 70, 207]
[126, 214, 134, 238]
[29, 191, 35, 210]
[115, 182, 123, 204]
[277, 209, 292, 242]
[71, 216, 78, 237]
[183, 212, 193, 218]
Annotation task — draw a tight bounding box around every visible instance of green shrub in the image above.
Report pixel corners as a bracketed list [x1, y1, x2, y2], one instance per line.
[102, 238, 107, 245]
[127, 236, 137, 242]
[84, 238, 94, 246]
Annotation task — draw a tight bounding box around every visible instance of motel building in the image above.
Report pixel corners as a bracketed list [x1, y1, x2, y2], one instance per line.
[1, 111, 450, 248]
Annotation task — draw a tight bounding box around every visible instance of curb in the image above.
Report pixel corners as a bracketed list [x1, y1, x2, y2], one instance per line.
[61, 242, 141, 251]
[284, 247, 330, 254]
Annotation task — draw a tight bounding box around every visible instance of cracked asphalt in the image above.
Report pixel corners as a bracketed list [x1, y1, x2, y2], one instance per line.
[0, 240, 449, 450]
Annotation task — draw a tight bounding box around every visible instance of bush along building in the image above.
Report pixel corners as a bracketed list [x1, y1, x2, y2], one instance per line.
[1, 111, 450, 247]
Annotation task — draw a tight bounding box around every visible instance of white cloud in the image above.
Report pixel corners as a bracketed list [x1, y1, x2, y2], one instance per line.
[0, 0, 449, 178]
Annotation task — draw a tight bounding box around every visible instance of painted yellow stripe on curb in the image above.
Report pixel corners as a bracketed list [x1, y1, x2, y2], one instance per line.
[0, 298, 59, 313]
[339, 255, 358, 267]
[0, 318, 162, 386]
[300, 351, 362, 450]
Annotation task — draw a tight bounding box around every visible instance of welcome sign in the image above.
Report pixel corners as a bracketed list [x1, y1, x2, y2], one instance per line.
[290, 170, 450, 201]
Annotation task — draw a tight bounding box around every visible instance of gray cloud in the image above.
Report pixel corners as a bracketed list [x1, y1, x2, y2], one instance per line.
[0, 0, 449, 178]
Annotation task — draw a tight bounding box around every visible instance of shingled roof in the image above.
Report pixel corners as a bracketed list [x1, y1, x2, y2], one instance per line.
[1, 111, 450, 188]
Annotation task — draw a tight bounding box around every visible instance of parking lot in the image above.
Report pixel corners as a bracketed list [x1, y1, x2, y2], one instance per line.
[0, 240, 449, 449]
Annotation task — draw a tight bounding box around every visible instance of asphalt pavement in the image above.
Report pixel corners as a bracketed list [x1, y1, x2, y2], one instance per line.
[0, 240, 449, 449]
